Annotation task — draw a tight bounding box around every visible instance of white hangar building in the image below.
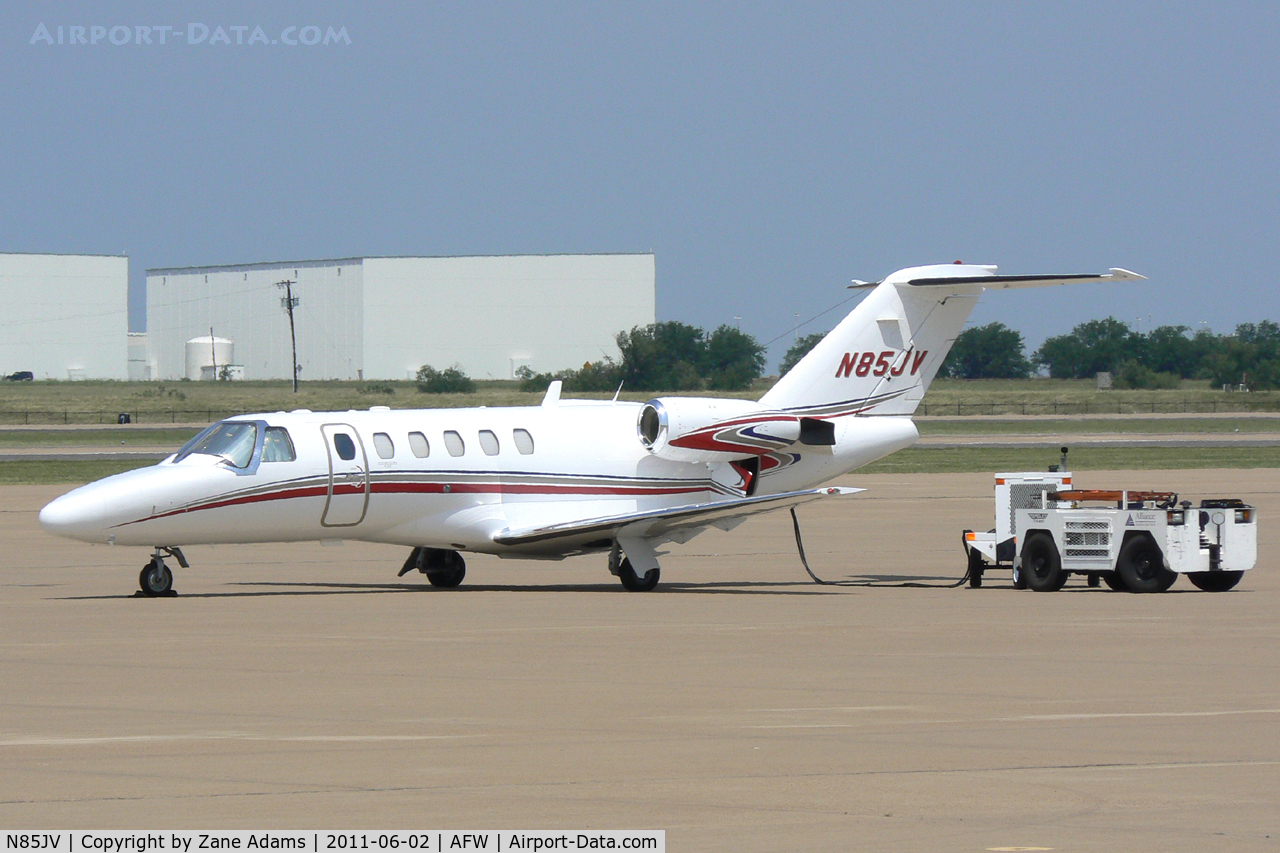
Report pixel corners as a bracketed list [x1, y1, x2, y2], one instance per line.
[145, 254, 656, 381]
[0, 253, 129, 380]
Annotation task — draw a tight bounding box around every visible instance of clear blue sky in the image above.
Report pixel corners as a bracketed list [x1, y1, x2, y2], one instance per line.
[3, 3, 1277, 369]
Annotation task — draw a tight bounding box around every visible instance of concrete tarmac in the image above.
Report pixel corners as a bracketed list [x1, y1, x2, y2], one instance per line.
[1, 470, 1277, 851]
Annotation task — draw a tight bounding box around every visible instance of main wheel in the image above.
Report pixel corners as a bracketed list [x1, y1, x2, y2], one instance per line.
[1187, 570, 1244, 592]
[1021, 532, 1067, 592]
[1116, 536, 1177, 593]
[617, 557, 660, 592]
[139, 560, 173, 596]
[425, 550, 466, 588]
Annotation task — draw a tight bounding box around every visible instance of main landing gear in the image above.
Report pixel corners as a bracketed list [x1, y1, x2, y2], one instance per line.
[399, 547, 467, 587]
[609, 540, 660, 592]
[139, 546, 188, 597]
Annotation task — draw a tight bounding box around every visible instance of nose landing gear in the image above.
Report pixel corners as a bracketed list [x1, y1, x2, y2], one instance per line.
[139, 546, 187, 597]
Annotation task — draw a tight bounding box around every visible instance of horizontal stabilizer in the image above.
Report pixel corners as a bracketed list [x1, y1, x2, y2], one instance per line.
[494, 486, 862, 548]
[906, 268, 1146, 290]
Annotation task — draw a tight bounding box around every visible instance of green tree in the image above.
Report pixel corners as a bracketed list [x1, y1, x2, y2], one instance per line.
[1140, 325, 1198, 377]
[416, 364, 475, 394]
[1034, 317, 1137, 379]
[615, 321, 706, 391]
[1114, 361, 1181, 389]
[779, 332, 827, 377]
[516, 360, 623, 393]
[702, 325, 767, 390]
[1204, 321, 1280, 390]
[938, 322, 1031, 379]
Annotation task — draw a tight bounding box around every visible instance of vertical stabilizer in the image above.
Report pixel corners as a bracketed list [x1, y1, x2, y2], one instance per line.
[760, 264, 1143, 416]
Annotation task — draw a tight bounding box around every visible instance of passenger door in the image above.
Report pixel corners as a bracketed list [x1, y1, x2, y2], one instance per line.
[321, 424, 369, 527]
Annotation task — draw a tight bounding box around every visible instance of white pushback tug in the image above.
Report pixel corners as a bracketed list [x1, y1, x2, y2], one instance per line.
[963, 449, 1258, 592]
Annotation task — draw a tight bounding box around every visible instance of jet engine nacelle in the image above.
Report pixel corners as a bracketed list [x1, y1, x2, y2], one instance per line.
[637, 397, 812, 463]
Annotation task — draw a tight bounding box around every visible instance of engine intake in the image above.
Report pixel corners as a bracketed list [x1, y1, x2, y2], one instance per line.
[638, 397, 808, 463]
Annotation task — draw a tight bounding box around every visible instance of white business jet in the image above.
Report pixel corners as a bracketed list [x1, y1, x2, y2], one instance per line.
[40, 264, 1141, 595]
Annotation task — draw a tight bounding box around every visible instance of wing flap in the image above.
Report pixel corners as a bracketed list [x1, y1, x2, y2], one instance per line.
[493, 486, 863, 548]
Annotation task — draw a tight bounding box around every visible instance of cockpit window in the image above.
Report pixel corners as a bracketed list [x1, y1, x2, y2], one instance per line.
[262, 427, 296, 462]
[177, 421, 257, 468]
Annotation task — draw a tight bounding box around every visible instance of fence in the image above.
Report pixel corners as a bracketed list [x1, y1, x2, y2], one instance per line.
[916, 399, 1280, 416]
[0, 409, 248, 425]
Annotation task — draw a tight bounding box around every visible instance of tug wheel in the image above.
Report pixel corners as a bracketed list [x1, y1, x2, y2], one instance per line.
[1187, 571, 1243, 592]
[1116, 535, 1177, 593]
[1021, 532, 1067, 592]
[967, 547, 984, 588]
[1101, 572, 1128, 592]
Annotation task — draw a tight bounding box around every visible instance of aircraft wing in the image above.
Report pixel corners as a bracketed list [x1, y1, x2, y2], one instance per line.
[492, 486, 862, 550]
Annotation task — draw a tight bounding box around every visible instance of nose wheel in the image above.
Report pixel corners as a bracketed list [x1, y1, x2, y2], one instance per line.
[138, 546, 187, 597]
[139, 559, 173, 596]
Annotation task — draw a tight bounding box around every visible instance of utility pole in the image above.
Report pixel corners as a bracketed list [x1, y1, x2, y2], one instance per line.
[276, 279, 300, 393]
[209, 327, 217, 381]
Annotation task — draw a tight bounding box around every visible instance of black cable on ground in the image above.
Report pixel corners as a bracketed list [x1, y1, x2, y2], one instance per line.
[790, 507, 972, 588]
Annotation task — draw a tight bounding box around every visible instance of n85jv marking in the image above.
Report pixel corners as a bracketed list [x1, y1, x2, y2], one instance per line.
[835, 349, 927, 379]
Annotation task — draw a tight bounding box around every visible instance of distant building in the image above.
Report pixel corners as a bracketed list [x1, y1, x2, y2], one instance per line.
[0, 253, 128, 380]
[145, 254, 656, 381]
[127, 332, 154, 380]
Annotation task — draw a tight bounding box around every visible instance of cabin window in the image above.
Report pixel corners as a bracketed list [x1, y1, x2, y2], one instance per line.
[333, 433, 357, 461]
[408, 431, 430, 458]
[179, 421, 257, 468]
[478, 429, 500, 456]
[443, 430, 465, 457]
[513, 428, 535, 455]
[261, 427, 296, 462]
[373, 432, 395, 459]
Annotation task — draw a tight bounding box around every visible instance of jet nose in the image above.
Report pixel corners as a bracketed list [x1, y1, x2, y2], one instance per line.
[39, 488, 110, 543]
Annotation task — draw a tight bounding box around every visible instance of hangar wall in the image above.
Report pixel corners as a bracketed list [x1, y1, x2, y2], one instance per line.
[0, 253, 128, 380]
[147, 259, 364, 381]
[362, 254, 656, 379]
[146, 254, 655, 381]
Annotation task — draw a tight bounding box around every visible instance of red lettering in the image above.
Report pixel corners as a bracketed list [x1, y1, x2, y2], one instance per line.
[873, 351, 893, 376]
[835, 352, 857, 378]
[911, 350, 928, 375]
[855, 352, 875, 377]
[890, 347, 912, 376]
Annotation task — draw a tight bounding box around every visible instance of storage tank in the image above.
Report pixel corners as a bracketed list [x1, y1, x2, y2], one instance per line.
[185, 336, 235, 381]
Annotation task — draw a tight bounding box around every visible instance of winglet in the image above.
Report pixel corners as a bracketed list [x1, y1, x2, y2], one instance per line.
[541, 380, 562, 408]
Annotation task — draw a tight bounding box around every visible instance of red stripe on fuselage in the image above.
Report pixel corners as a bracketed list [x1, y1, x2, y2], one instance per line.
[115, 478, 715, 527]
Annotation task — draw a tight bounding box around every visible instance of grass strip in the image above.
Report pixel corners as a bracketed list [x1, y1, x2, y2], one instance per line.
[916, 418, 1280, 435]
[859, 445, 1280, 474]
[0, 428, 200, 447]
[0, 460, 152, 485]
